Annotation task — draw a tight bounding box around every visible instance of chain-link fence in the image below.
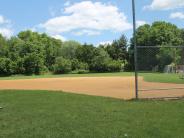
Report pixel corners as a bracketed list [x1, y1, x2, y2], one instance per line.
[137, 46, 184, 99]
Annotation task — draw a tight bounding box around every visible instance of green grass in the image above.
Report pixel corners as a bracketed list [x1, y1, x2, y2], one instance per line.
[0, 72, 134, 80]
[0, 90, 183, 138]
[0, 72, 184, 84]
[141, 73, 184, 84]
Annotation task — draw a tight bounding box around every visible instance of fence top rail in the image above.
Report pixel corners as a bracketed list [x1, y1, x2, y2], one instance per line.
[137, 46, 184, 48]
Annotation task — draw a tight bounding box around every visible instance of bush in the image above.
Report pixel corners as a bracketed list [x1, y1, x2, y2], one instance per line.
[71, 59, 89, 71]
[23, 53, 47, 75]
[78, 62, 89, 70]
[71, 59, 80, 70]
[0, 58, 14, 75]
[54, 57, 72, 74]
[76, 69, 89, 74]
[90, 58, 122, 73]
[89, 58, 108, 72]
[107, 60, 122, 72]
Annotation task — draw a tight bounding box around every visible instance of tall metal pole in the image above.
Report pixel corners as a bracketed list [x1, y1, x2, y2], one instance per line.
[132, 0, 138, 99]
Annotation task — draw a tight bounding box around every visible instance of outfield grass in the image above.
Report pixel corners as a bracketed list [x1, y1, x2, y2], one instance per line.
[0, 90, 184, 138]
[142, 73, 184, 84]
[0, 72, 134, 80]
[0, 72, 184, 84]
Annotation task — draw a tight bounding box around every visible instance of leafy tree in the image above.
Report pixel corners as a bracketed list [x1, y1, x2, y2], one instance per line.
[0, 34, 8, 57]
[7, 37, 24, 61]
[89, 48, 110, 72]
[181, 29, 184, 64]
[23, 53, 46, 75]
[18, 31, 62, 71]
[42, 34, 62, 70]
[0, 58, 14, 75]
[103, 35, 128, 61]
[59, 40, 81, 59]
[107, 60, 122, 72]
[53, 57, 72, 74]
[71, 59, 88, 71]
[76, 44, 96, 64]
[129, 21, 183, 71]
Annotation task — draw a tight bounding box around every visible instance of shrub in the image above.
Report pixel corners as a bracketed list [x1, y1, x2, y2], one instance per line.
[78, 62, 89, 70]
[89, 59, 108, 72]
[76, 69, 89, 74]
[107, 60, 122, 72]
[54, 57, 72, 74]
[90, 59, 122, 73]
[23, 53, 47, 75]
[71, 59, 80, 70]
[71, 59, 89, 71]
[0, 58, 14, 75]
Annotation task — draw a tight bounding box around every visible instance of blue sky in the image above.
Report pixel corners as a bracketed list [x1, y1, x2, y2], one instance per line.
[0, 0, 184, 45]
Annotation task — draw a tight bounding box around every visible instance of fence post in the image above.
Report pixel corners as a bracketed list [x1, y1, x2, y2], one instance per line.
[132, 0, 138, 99]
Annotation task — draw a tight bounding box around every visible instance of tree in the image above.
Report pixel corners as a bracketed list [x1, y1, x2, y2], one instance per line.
[18, 30, 62, 71]
[129, 21, 183, 71]
[0, 34, 8, 57]
[104, 35, 128, 61]
[181, 29, 184, 64]
[59, 40, 81, 60]
[0, 58, 14, 75]
[53, 57, 72, 74]
[76, 44, 96, 65]
[89, 48, 111, 72]
[7, 37, 24, 60]
[23, 53, 46, 75]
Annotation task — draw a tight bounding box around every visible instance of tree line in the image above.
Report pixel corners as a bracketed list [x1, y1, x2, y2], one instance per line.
[129, 21, 184, 71]
[0, 21, 184, 76]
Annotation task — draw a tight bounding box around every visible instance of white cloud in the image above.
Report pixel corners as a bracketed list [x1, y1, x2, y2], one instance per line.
[144, 0, 184, 10]
[0, 28, 13, 38]
[97, 41, 113, 46]
[40, 1, 132, 36]
[170, 12, 184, 19]
[136, 20, 147, 27]
[51, 34, 67, 41]
[0, 15, 10, 24]
[0, 15, 13, 38]
[72, 29, 101, 36]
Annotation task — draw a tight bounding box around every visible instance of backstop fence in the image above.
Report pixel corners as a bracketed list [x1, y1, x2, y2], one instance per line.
[136, 46, 184, 99]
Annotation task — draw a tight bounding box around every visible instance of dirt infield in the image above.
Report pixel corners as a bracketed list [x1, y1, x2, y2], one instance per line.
[0, 77, 183, 99]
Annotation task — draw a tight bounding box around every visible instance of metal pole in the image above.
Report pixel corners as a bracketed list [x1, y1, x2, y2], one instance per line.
[132, 0, 138, 99]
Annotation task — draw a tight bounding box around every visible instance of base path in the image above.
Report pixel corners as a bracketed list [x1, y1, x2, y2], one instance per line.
[0, 77, 183, 99]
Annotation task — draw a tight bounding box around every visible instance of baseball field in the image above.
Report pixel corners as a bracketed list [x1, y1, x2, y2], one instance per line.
[0, 72, 183, 99]
[0, 72, 184, 137]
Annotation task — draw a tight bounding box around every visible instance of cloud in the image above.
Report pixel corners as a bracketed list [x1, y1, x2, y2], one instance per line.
[144, 0, 184, 10]
[40, 1, 132, 36]
[136, 20, 147, 27]
[0, 28, 13, 38]
[72, 29, 101, 36]
[51, 34, 67, 41]
[170, 12, 184, 19]
[0, 15, 13, 38]
[97, 41, 113, 46]
[0, 15, 10, 24]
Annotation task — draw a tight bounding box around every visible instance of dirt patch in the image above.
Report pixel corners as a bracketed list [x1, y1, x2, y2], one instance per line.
[0, 77, 183, 99]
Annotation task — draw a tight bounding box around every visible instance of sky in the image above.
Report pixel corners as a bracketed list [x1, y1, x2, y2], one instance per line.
[0, 0, 184, 45]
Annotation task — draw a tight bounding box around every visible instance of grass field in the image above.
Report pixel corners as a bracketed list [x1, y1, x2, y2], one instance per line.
[0, 72, 184, 84]
[0, 90, 184, 138]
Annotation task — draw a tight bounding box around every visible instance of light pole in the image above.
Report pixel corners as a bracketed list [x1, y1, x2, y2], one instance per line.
[132, 0, 138, 99]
